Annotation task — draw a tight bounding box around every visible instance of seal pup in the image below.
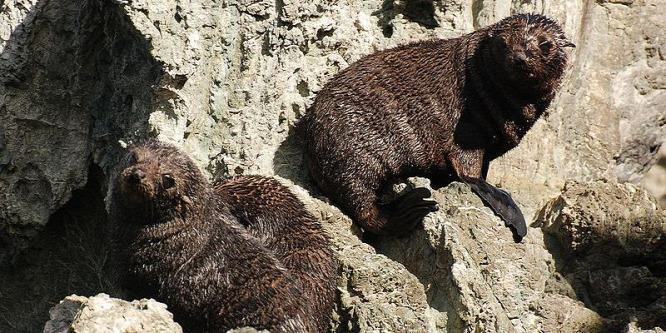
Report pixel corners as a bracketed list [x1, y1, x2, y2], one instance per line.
[299, 13, 574, 241]
[108, 141, 312, 332]
[214, 176, 338, 333]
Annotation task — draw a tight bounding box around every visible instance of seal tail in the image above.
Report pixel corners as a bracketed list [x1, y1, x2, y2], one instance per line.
[459, 176, 527, 242]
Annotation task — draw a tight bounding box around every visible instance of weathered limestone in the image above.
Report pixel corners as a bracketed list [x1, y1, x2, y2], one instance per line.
[539, 181, 666, 330]
[43, 294, 182, 333]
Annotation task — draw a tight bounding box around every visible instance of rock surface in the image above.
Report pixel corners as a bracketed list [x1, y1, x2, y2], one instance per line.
[539, 180, 666, 330]
[624, 321, 666, 333]
[294, 186, 443, 332]
[644, 145, 666, 208]
[372, 180, 605, 333]
[0, 0, 664, 332]
[43, 293, 182, 333]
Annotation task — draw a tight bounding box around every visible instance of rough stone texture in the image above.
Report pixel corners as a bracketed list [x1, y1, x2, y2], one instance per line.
[643, 145, 666, 208]
[0, 0, 664, 332]
[43, 293, 182, 333]
[0, 0, 160, 254]
[540, 181, 666, 330]
[540, 180, 665, 258]
[298, 190, 446, 332]
[373, 180, 605, 333]
[625, 322, 666, 333]
[292, 183, 443, 332]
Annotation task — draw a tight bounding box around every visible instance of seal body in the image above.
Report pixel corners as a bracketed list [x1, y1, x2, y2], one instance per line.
[214, 176, 338, 333]
[108, 141, 311, 332]
[299, 13, 573, 238]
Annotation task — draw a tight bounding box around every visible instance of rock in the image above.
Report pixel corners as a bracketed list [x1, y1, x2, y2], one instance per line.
[625, 321, 666, 333]
[643, 145, 666, 209]
[372, 180, 605, 333]
[540, 180, 666, 330]
[43, 294, 182, 333]
[540, 180, 665, 258]
[292, 184, 443, 332]
[227, 328, 269, 333]
[0, 0, 160, 254]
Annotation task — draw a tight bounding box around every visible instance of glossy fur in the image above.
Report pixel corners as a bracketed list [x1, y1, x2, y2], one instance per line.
[108, 141, 312, 332]
[214, 176, 338, 333]
[299, 13, 572, 237]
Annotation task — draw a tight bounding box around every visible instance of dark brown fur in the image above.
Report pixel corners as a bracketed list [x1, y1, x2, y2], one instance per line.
[214, 176, 338, 333]
[299, 13, 573, 235]
[108, 141, 311, 332]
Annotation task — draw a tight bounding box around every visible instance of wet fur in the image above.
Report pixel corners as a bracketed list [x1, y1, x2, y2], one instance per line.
[214, 176, 339, 333]
[108, 141, 312, 332]
[299, 13, 572, 235]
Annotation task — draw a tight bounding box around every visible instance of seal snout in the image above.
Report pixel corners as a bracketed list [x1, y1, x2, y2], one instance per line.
[514, 50, 528, 64]
[129, 168, 147, 184]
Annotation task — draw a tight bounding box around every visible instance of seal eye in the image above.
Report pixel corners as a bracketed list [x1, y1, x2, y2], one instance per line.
[539, 41, 552, 53]
[128, 151, 138, 165]
[162, 174, 176, 190]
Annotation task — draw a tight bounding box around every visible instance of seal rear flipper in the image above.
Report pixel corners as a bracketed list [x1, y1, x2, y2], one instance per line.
[459, 176, 527, 242]
[379, 187, 438, 235]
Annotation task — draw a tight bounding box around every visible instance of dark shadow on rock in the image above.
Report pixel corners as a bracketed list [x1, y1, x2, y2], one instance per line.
[403, 0, 439, 28]
[367, 220, 465, 332]
[373, 0, 439, 37]
[273, 126, 319, 192]
[0, 164, 116, 333]
[0, 0, 167, 330]
[539, 202, 666, 331]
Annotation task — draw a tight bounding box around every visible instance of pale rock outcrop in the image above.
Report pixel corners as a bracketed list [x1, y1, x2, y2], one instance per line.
[539, 180, 666, 330]
[43, 293, 182, 333]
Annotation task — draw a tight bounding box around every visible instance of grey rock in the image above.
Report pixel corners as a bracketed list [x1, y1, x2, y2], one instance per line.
[624, 321, 666, 333]
[540, 180, 666, 330]
[540, 180, 665, 258]
[292, 184, 443, 332]
[43, 294, 182, 333]
[643, 145, 666, 208]
[372, 180, 604, 333]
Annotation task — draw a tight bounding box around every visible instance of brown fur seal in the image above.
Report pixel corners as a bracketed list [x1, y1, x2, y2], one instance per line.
[108, 141, 312, 332]
[299, 13, 574, 241]
[214, 176, 338, 333]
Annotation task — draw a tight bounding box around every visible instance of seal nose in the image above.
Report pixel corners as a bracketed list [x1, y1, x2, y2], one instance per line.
[514, 51, 527, 65]
[129, 168, 146, 183]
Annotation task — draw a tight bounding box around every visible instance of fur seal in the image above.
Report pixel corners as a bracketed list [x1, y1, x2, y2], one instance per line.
[108, 141, 312, 332]
[299, 13, 574, 241]
[214, 175, 338, 333]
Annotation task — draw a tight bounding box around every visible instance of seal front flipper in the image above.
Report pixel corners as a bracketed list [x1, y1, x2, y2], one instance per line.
[378, 187, 438, 234]
[459, 176, 527, 242]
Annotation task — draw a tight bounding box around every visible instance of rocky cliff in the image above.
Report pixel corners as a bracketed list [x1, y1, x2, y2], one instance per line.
[0, 0, 664, 332]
